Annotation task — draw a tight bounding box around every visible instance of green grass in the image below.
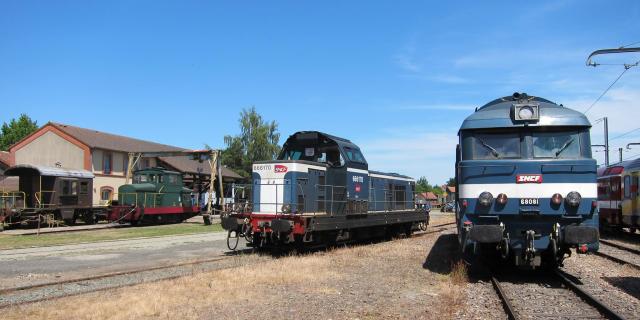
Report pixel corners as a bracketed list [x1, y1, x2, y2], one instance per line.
[0, 223, 223, 250]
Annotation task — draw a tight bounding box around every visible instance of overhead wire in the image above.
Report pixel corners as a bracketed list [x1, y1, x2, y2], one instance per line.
[583, 67, 630, 114]
[620, 41, 640, 48]
[609, 127, 640, 141]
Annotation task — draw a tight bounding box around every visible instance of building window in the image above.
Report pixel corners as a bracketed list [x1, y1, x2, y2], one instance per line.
[123, 156, 129, 175]
[103, 152, 112, 174]
[100, 187, 114, 201]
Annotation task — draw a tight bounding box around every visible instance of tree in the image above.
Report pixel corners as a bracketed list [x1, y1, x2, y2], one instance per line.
[416, 176, 431, 193]
[446, 177, 456, 187]
[0, 114, 39, 151]
[221, 107, 280, 178]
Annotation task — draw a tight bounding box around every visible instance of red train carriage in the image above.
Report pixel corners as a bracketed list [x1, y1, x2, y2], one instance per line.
[597, 160, 640, 233]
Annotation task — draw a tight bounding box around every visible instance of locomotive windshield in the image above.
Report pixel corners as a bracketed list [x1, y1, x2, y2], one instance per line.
[462, 128, 590, 160]
[471, 132, 521, 159]
[532, 130, 580, 158]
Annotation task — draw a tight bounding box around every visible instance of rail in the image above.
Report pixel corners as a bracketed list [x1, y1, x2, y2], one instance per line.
[99, 192, 139, 207]
[1, 191, 26, 210]
[246, 181, 425, 216]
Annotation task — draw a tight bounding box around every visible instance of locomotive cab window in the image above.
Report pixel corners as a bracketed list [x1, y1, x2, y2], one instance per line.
[532, 130, 581, 159]
[344, 147, 366, 163]
[469, 132, 521, 159]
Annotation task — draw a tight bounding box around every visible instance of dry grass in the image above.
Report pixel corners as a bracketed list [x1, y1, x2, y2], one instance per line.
[436, 260, 469, 317]
[4, 215, 459, 320]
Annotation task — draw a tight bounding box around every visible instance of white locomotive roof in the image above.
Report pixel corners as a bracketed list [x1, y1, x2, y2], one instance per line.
[5, 164, 95, 178]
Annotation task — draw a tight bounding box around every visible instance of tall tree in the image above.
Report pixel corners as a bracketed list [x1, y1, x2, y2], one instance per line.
[446, 177, 456, 187]
[222, 107, 280, 178]
[0, 114, 39, 151]
[415, 176, 431, 193]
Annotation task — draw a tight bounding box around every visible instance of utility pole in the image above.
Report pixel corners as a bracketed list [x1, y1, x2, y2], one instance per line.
[604, 117, 609, 166]
[619, 148, 623, 163]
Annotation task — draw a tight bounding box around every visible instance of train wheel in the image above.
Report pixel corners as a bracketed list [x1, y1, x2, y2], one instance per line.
[227, 230, 239, 251]
[83, 212, 97, 225]
[242, 224, 253, 242]
[418, 222, 428, 231]
[404, 223, 413, 237]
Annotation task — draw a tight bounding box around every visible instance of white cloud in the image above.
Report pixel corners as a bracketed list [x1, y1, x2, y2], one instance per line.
[360, 131, 458, 185]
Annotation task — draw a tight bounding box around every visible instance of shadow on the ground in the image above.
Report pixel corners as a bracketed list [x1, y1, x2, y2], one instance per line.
[603, 276, 640, 300]
[422, 233, 459, 274]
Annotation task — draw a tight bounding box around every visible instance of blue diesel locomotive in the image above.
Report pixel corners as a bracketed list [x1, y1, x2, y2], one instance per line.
[222, 131, 429, 249]
[456, 93, 599, 268]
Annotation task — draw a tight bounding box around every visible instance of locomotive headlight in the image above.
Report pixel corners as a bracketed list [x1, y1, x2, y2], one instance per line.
[518, 106, 534, 119]
[478, 192, 493, 207]
[551, 193, 563, 205]
[565, 191, 581, 207]
[496, 193, 508, 205]
[513, 104, 540, 121]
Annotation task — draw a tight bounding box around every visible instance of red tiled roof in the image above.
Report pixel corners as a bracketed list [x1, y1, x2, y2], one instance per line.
[50, 122, 183, 153]
[0, 151, 10, 167]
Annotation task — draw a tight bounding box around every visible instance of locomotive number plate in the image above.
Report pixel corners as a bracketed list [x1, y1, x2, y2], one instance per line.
[520, 198, 539, 206]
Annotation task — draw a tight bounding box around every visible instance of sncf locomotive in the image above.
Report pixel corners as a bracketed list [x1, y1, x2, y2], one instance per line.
[456, 93, 599, 268]
[222, 131, 429, 250]
[597, 160, 640, 233]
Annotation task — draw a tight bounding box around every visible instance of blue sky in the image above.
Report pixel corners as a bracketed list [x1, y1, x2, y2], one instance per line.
[1, 1, 639, 184]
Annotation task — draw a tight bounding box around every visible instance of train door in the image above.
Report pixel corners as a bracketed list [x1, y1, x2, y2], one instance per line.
[326, 164, 347, 215]
[632, 173, 640, 228]
[324, 148, 347, 215]
[622, 175, 632, 227]
[40, 175, 56, 207]
[308, 169, 325, 213]
[611, 176, 622, 226]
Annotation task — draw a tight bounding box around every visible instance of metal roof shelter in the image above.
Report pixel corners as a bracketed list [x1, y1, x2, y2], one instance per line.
[4, 164, 95, 178]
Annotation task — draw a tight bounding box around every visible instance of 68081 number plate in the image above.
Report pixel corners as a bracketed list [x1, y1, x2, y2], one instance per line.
[520, 198, 539, 206]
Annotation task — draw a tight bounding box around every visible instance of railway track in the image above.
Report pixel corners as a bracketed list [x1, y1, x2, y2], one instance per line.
[599, 239, 640, 255]
[0, 255, 245, 308]
[0, 220, 455, 308]
[491, 269, 625, 320]
[594, 242, 640, 271]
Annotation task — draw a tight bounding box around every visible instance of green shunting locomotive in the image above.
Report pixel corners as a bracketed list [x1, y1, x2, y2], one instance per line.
[108, 167, 199, 224]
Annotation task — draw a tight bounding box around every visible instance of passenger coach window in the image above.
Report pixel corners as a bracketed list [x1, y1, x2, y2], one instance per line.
[472, 132, 520, 159]
[624, 175, 631, 199]
[533, 131, 580, 158]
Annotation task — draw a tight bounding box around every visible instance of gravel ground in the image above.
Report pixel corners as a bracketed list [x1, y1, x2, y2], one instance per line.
[0, 254, 266, 307]
[0, 232, 230, 289]
[601, 237, 640, 251]
[598, 243, 640, 268]
[459, 277, 507, 319]
[6, 215, 638, 320]
[496, 272, 605, 320]
[562, 251, 640, 319]
[1, 215, 467, 320]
